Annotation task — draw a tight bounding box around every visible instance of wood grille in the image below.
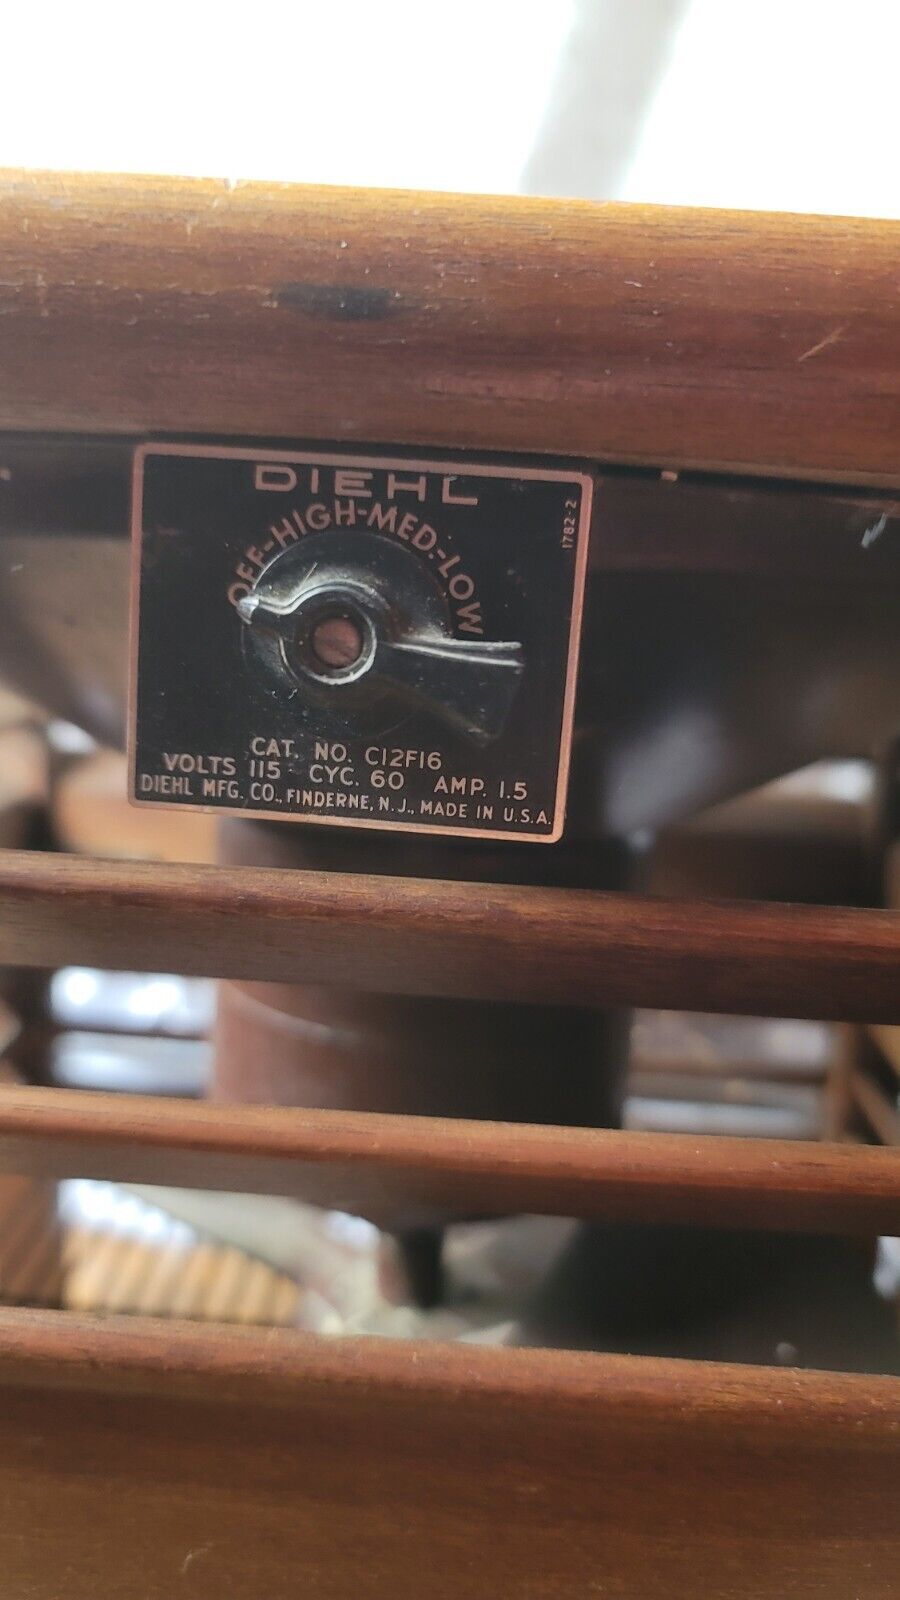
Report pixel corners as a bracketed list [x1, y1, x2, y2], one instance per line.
[0, 170, 897, 1598]
[0, 840, 897, 1594]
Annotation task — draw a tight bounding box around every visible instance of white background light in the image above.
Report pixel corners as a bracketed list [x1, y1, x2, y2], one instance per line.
[621, 0, 900, 216]
[0, 3, 893, 214]
[0, 2, 574, 195]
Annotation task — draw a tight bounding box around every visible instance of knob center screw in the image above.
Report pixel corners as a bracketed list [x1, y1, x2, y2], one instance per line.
[309, 612, 366, 671]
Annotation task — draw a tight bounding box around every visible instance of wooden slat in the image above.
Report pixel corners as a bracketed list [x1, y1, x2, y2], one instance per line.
[0, 1086, 896, 1234]
[0, 171, 897, 485]
[0, 848, 897, 1021]
[0, 1308, 897, 1599]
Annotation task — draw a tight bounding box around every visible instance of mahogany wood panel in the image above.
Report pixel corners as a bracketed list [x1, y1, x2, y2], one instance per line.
[0, 1309, 897, 1599]
[0, 848, 897, 1021]
[0, 170, 897, 485]
[0, 1084, 897, 1233]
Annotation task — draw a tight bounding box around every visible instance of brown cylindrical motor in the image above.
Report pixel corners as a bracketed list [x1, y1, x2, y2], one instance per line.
[214, 817, 630, 1300]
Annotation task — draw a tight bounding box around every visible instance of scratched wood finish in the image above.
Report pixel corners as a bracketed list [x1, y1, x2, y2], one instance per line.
[0, 849, 897, 1021]
[0, 1309, 897, 1599]
[0, 170, 897, 484]
[0, 1085, 897, 1234]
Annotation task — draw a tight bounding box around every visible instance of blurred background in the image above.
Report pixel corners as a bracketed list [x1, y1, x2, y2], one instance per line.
[0, 0, 897, 216]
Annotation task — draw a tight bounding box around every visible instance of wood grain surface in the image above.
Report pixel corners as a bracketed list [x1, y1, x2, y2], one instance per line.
[0, 1308, 897, 1599]
[0, 1084, 897, 1234]
[0, 848, 896, 1021]
[0, 170, 897, 484]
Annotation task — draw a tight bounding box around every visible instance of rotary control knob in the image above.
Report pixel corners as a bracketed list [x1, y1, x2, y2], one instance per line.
[236, 529, 524, 746]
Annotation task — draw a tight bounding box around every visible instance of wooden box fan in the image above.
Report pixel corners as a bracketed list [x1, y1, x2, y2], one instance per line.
[0, 170, 897, 1598]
